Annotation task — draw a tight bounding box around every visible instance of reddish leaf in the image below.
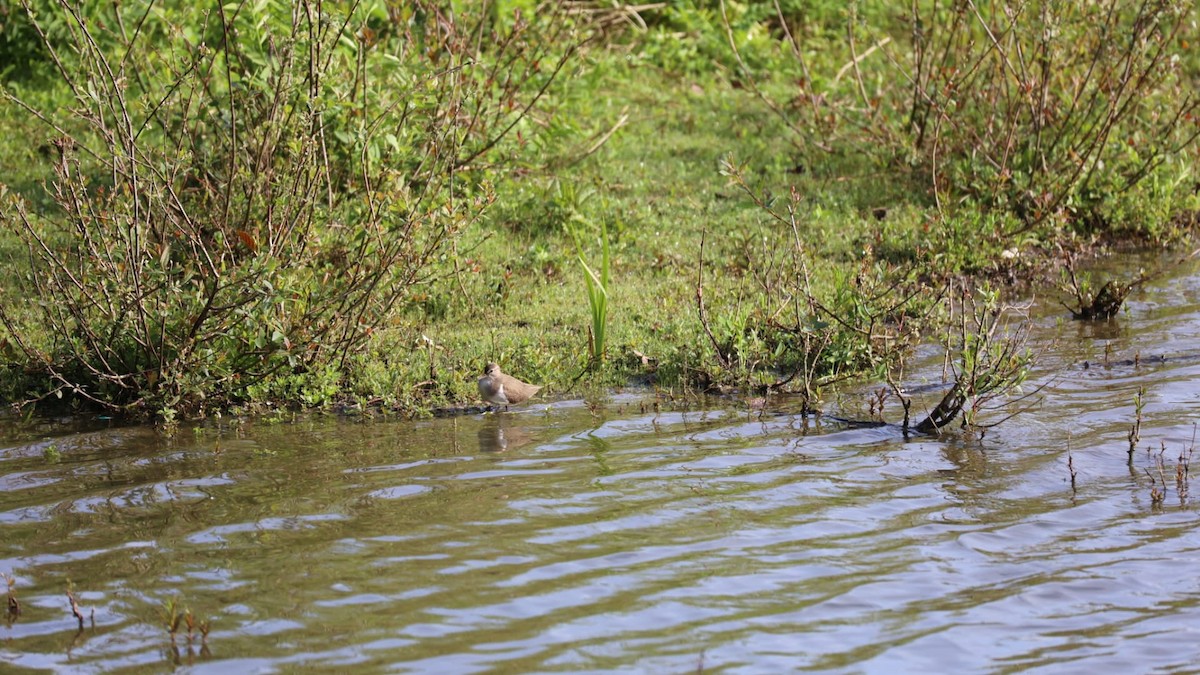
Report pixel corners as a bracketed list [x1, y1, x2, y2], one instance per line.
[236, 230, 258, 253]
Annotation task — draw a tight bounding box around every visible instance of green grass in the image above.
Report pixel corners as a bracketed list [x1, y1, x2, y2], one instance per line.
[343, 61, 931, 405]
[354, 65, 793, 394]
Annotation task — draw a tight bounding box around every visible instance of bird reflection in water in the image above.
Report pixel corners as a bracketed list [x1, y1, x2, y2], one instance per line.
[477, 414, 534, 453]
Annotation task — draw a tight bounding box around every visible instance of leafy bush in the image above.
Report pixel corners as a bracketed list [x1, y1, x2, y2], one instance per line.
[731, 0, 1200, 233]
[694, 161, 933, 405]
[0, 1, 578, 417]
[0, 0, 58, 80]
[906, 1, 1198, 229]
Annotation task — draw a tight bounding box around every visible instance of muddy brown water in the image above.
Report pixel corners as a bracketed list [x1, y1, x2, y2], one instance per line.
[3, 259, 1200, 672]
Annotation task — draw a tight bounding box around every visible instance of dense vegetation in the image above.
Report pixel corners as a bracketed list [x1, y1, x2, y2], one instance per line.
[1, 1, 1197, 426]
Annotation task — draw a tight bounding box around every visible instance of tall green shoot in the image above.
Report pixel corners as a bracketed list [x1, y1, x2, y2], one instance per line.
[573, 219, 610, 368]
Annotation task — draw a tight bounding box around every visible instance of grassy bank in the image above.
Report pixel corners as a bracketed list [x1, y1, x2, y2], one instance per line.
[2, 1, 1198, 423]
[353, 61, 924, 404]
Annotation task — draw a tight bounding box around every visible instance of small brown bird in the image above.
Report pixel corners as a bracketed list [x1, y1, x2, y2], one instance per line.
[477, 362, 542, 411]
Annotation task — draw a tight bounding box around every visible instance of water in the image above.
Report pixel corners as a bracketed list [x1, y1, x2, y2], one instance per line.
[3, 259, 1200, 672]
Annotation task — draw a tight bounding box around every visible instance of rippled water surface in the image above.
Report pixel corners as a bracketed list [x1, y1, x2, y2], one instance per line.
[4, 260, 1200, 672]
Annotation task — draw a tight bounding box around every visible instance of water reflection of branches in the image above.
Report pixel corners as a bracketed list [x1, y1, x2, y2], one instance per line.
[586, 435, 613, 477]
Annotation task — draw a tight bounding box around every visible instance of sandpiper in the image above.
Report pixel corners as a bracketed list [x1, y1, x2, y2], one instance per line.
[477, 362, 542, 411]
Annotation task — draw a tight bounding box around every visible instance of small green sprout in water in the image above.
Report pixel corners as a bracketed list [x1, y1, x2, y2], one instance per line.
[1129, 386, 1146, 459]
[183, 608, 211, 644]
[1066, 434, 1078, 497]
[1147, 464, 1167, 507]
[3, 572, 19, 624]
[157, 596, 210, 644]
[42, 444, 60, 464]
[159, 596, 183, 640]
[1143, 440, 1190, 509]
[1164, 429, 1194, 504]
[65, 583, 85, 631]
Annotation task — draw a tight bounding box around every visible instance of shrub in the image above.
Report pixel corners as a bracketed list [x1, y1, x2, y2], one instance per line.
[729, 0, 1200, 233]
[0, 0, 578, 416]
